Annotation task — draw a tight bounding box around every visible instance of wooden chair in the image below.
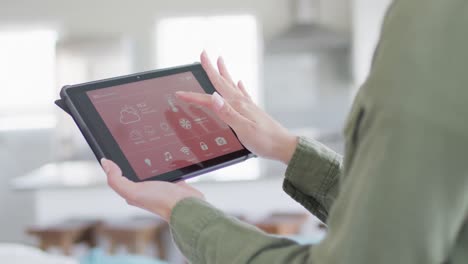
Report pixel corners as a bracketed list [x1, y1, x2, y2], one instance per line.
[100, 217, 168, 259]
[27, 219, 100, 255]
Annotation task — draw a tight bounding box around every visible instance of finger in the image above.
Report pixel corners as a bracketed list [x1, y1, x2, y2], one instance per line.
[211, 92, 254, 131]
[200, 51, 223, 89]
[217, 57, 235, 86]
[175, 91, 212, 107]
[176, 90, 252, 130]
[176, 181, 189, 187]
[101, 158, 137, 199]
[237, 80, 252, 99]
[200, 51, 236, 98]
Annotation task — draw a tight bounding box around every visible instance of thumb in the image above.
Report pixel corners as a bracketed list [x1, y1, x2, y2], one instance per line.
[101, 158, 137, 198]
[211, 92, 252, 131]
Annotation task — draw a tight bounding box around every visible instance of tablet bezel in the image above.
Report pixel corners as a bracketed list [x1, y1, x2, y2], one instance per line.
[62, 63, 253, 182]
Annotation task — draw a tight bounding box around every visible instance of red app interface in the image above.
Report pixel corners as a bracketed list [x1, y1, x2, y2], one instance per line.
[87, 72, 244, 180]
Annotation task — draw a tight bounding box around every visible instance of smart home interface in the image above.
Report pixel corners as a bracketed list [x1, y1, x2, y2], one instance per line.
[87, 72, 244, 180]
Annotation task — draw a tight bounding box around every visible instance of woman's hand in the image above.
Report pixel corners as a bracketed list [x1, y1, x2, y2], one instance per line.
[101, 158, 204, 222]
[176, 51, 297, 164]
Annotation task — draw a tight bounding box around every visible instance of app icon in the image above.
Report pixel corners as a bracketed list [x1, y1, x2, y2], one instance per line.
[120, 105, 141, 124]
[165, 94, 179, 113]
[129, 129, 143, 141]
[180, 146, 190, 155]
[215, 137, 227, 146]
[144, 158, 152, 167]
[179, 118, 192, 130]
[200, 142, 209, 151]
[164, 152, 173, 162]
[160, 122, 170, 131]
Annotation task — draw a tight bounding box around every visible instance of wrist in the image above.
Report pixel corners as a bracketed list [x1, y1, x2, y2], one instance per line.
[274, 133, 298, 165]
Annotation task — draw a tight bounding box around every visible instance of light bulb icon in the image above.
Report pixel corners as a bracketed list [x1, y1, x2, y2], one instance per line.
[144, 158, 152, 167]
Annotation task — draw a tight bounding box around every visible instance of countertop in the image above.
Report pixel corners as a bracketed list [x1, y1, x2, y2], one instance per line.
[10, 161, 107, 191]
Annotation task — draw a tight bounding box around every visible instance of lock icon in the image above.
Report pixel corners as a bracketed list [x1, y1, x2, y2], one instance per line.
[200, 142, 209, 151]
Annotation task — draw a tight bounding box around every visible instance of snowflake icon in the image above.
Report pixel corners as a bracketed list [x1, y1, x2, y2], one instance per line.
[179, 118, 192, 130]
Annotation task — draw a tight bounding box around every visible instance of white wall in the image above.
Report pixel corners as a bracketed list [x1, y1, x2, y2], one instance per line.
[0, 0, 351, 36]
[0, 0, 351, 71]
[320, 0, 351, 32]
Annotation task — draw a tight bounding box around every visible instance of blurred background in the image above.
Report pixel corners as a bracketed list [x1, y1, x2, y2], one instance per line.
[0, 0, 392, 263]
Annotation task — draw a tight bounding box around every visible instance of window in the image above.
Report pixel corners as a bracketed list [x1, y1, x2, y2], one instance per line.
[156, 15, 261, 180]
[156, 15, 261, 104]
[54, 37, 133, 160]
[0, 29, 57, 130]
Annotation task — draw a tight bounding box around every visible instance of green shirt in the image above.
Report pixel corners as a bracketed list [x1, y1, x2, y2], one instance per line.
[170, 0, 468, 263]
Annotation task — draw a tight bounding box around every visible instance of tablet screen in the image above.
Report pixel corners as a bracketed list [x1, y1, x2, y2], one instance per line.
[86, 71, 244, 180]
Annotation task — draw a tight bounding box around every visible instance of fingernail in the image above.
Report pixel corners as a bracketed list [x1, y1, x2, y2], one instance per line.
[212, 92, 224, 110]
[175, 91, 186, 97]
[101, 158, 110, 173]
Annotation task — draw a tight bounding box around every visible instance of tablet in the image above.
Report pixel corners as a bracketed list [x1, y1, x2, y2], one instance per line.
[55, 63, 254, 182]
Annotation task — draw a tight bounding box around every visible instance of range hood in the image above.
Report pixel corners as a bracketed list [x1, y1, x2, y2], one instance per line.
[266, 0, 349, 54]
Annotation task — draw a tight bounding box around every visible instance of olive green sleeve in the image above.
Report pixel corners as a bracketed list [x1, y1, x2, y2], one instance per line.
[282, 136, 342, 222]
[169, 109, 467, 264]
[170, 198, 315, 264]
[169, 137, 345, 263]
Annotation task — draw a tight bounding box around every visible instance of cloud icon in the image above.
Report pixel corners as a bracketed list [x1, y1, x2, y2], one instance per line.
[120, 105, 141, 124]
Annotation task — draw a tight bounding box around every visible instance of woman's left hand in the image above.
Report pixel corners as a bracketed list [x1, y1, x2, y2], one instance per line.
[101, 158, 205, 221]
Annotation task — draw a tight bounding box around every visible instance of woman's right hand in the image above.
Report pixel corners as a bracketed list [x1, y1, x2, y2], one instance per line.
[176, 51, 297, 164]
